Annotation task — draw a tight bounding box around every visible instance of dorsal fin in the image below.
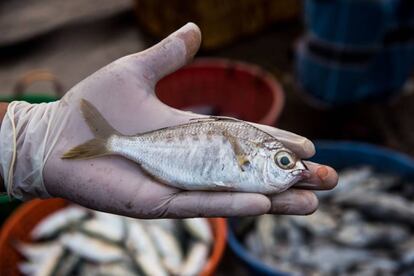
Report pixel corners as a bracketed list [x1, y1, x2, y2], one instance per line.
[189, 115, 243, 123]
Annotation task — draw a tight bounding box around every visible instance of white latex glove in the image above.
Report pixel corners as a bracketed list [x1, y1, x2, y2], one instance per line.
[0, 23, 337, 218]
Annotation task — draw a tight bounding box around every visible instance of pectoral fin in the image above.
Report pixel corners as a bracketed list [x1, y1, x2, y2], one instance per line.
[223, 131, 251, 172]
[213, 181, 234, 190]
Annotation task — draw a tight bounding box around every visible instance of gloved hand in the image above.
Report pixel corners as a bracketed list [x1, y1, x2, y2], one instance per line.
[0, 23, 337, 218]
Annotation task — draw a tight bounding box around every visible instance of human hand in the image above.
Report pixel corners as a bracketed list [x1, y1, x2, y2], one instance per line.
[1, 23, 337, 218]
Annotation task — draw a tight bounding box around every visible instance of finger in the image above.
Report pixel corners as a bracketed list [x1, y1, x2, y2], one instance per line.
[268, 189, 319, 215]
[294, 161, 338, 190]
[130, 22, 201, 83]
[249, 123, 315, 158]
[159, 191, 271, 218]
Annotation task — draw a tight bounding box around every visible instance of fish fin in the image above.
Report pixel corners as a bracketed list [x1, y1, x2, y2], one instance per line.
[190, 116, 277, 143]
[62, 99, 119, 159]
[223, 130, 250, 171]
[213, 181, 233, 189]
[80, 99, 120, 138]
[189, 116, 242, 123]
[61, 138, 110, 159]
[236, 155, 251, 172]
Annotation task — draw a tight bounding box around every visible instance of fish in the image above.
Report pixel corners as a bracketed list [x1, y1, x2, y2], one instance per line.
[182, 218, 213, 244]
[334, 221, 409, 248]
[60, 232, 125, 263]
[125, 220, 159, 259]
[334, 190, 414, 225]
[61, 99, 308, 194]
[147, 224, 183, 274]
[179, 242, 209, 276]
[80, 219, 125, 243]
[16, 242, 62, 262]
[134, 254, 167, 276]
[77, 262, 139, 276]
[31, 206, 87, 240]
[53, 252, 81, 276]
[124, 220, 168, 276]
[18, 244, 64, 276]
[17, 205, 214, 276]
[289, 208, 338, 237]
[295, 245, 374, 275]
[240, 167, 414, 276]
[79, 211, 126, 243]
[94, 262, 140, 276]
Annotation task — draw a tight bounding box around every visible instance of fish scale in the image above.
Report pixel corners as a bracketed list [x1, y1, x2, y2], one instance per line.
[62, 99, 307, 194]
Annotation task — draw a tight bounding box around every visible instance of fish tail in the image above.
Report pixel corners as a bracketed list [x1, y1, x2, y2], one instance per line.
[62, 99, 120, 160]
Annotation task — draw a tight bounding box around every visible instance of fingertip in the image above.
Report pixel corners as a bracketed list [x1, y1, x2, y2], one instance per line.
[319, 165, 339, 187]
[302, 138, 316, 158]
[302, 192, 319, 215]
[269, 189, 319, 215]
[174, 22, 201, 62]
[295, 162, 339, 190]
[126, 23, 202, 83]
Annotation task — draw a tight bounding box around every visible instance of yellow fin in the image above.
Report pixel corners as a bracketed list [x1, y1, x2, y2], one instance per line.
[80, 99, 120, 138]
[62, 99, 120, 160]
[222, 130, 250, 172]
[61, 138, 109, 159]
[236, 155, 250, 171]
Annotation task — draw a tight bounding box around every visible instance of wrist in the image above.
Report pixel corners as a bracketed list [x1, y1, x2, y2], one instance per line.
[0, 101, 63, 200]
[0, 102, 8, 194]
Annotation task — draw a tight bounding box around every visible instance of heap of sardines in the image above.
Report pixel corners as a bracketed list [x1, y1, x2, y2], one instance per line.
[62, 99, 307, 194]
[16, 205, 213, 276]
[238, 167, 414, 276]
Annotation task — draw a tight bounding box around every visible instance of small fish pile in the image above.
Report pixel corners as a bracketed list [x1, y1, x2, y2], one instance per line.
[239, 166, 414, 275]
[16, 205, 213, 276]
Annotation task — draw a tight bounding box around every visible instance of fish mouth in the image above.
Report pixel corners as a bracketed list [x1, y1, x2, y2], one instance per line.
[291, 167, 311, 180]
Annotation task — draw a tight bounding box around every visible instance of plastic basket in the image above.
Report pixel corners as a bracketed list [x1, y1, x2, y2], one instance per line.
[228, 141, 414, 275]
[0, 198, 227, 276]
[156, 58, 285, 126]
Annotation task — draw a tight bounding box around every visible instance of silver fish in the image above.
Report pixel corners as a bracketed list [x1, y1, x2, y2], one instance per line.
[95, 263, 138, 276]
[335, 221, 409, 248]
[77, 262, 138, 276]
[18, 244, 64, 276]
[241, 167, 414, 276]
[16, 242, 62, 262]
[80, 219, 124, 243]
[334, 190, 414, 225]
[147, 224, 183, 274]
[289, 208, 338, 237]
[179, 242, 209, 276]
[125, 220, 168, 276]
[62, 99, 308, 194]
[60, 232, 125, 263]
[31, 206, 87, 240]
[182, 218, 213, 244]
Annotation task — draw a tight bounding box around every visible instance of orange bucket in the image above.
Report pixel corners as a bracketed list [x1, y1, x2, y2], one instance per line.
[0, 198, 227, 276]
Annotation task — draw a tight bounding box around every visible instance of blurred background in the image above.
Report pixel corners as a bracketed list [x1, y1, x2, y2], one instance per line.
[1, 0, 414, 275]
[1, 0, 414, 154]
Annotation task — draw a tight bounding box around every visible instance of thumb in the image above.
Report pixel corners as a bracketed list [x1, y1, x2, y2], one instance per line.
[130, 22, 201, 83]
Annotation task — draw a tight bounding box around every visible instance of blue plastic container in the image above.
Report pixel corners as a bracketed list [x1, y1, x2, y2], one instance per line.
[296, 0, 414, 106]
[228, 141, 414, 275]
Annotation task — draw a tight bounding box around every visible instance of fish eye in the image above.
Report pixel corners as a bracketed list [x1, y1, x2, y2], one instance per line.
[274, 151, 295, 170]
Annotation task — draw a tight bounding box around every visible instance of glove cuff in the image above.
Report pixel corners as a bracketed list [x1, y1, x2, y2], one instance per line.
[0, 101, 63, 200]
